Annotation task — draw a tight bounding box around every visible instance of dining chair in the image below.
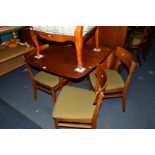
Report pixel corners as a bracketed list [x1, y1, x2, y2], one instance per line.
[25, 61, 68, 104]
[125, 26, 151, 66]
[52, 64, 107, 129]
[89, 47, 136, 112]
[30, 26, 100, 72]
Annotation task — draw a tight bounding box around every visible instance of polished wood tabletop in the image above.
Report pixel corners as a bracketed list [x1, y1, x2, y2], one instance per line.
[25, 45, 112, 79]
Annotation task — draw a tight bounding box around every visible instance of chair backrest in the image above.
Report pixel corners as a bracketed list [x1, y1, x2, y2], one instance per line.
[142, 27, 151, 43]
[91, 64, 107, 124]
[125, 27, 150, 48]
[133, 27, 150, 45]
[95, 64, 107, 92]
[115, 47, 136, 92]
[115, 47, 135, 69]
[94, 64, 107, 105]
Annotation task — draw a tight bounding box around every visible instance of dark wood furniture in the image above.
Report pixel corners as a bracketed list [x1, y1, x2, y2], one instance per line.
[30, 26, 100, 71]
[98, 26, 128, 48]
[87, 26, 128, 70]
[52, 64, 107, 129]
[87, 26, 128, 48]
[25, 45, 113, 80]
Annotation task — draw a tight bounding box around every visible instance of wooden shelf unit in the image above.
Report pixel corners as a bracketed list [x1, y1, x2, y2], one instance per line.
[0, 26, 34, 76]
[0, 45, 34, 76]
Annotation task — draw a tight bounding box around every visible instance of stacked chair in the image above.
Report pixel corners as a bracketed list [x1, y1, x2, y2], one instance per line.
[125, 26, 152, 66]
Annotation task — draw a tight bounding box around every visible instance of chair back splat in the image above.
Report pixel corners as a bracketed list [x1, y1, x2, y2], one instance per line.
[116, 47, 136, 92]
[95, 64, 107, 90]
[116, 47, 135, 69]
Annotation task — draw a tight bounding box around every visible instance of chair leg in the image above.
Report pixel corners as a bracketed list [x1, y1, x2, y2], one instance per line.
[122, 93, 126, 112]
[95, 26, 100, 50]
[89, 81, 94, 90]
[54, 119, 59, 129]
[30, 30, 40, 56]
[33, 82, 37, 100]
[148, 38, 152, 48]
[92, 122, 96, 129]
[145, 39, 151, 56]
[136, 48, 142, 66]
[51, 88, 56, 104]
[141, 44, 146, 61]
[74, 35, 83, 69]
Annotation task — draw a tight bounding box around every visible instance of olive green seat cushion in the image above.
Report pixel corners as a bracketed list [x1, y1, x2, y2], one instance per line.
[132, 36, 141, 45]
[34, 71, 59, 88]
[89, 69, 124, 91]
[53, 86, 96, 121]
[131, 31, 143, 45]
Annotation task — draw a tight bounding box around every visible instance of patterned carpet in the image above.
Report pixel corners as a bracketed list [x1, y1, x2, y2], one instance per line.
[0, 33, 155, 129]
[0, 98, 40, 129]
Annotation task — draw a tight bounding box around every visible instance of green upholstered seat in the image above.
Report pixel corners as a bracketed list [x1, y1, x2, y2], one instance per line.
[34, 71, 59, 88]
[89, 69, 124, 91]
[131, 36, 141, 45]
[131, 31, 143, 45]
[53, 85, 96, 121]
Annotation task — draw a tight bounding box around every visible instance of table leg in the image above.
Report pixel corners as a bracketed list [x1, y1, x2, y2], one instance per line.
[30, 30, 44, 59]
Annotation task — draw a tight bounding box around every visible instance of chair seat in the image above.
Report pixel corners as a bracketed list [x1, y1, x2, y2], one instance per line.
[90, 69, 124, 91]
[34, 71, 59, 88]
[132, 37, 141, 45]
[32, 26, 95, 36]
[131, 32, 143, 45]
[53, 86, 96, 121]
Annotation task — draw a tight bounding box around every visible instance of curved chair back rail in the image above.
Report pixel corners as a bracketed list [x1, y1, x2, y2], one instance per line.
[114, 47, 136, 93]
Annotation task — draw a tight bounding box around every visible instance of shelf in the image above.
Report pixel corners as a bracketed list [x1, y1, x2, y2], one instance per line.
[0, 26, 25, 35]
[0, 26, 35, 76]
[0, 45, 34, 63]
[0, 45, 34, 76]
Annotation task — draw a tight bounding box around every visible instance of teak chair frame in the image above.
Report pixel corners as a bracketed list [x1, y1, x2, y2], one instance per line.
[104, 47, 136, 112]
[53, 64, 107, 129]
[25, 61, 67, 104]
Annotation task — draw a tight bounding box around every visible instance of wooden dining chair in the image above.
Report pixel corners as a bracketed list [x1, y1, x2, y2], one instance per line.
[25, 61, 68, 104]
[89, 47, 136, 112]
[30, 26, 100, 72]
[52, 64, 107, 129]
[125, 26, 151, 66]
